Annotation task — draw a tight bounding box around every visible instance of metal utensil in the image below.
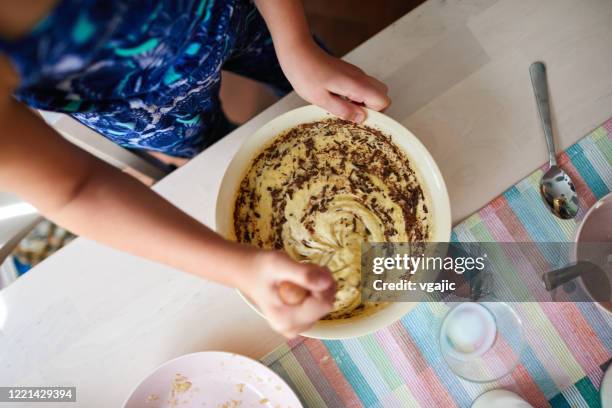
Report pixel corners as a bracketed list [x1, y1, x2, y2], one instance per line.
[542, 260, 602, 291]
[529, 61, 579, 219]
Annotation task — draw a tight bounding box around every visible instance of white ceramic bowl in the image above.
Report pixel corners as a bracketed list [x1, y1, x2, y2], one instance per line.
[216, 105, 451, 339]
[574, 192, 612, 314]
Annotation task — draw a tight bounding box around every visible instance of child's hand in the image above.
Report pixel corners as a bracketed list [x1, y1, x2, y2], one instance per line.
[280, 40, 390, 123]
[235, 248, 336, 338]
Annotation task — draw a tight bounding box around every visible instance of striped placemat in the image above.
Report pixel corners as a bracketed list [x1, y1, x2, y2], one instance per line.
[261, 119, 612, 408]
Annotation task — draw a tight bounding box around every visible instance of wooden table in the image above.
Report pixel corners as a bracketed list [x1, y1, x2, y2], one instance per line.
[1, 0, 611, 406]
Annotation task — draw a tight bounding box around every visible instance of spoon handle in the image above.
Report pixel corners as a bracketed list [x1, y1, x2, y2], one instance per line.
[280, 254, 339, 305]
[529, 62, 557, 166]
[278, 281, 308, 305]
[542, 260, 600, 291]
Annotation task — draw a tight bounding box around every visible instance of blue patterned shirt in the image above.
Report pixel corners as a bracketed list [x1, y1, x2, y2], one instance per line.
[0, 0, 290, 157]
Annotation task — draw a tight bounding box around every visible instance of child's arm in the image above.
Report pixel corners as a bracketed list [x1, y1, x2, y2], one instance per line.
[0, 56, 334, 338]
[254, 0, 391, 122]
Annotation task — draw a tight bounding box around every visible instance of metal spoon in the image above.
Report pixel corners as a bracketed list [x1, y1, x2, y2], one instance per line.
[542, 260, 602, 291]
[529, 61, 579, 219]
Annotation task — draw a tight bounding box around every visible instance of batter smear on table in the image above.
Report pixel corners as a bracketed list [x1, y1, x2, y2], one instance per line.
[233, 118, 430, 319]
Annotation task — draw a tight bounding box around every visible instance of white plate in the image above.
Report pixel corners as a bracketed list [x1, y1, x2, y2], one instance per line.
[602, 363, 612, 408]
[123, 352, 302, 408]
[216, 106, 452, 339]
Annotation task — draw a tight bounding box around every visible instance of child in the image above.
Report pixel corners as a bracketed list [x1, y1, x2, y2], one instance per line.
[0, 0, 390, 337]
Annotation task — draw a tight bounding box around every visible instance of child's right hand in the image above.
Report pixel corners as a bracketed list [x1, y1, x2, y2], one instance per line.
[234, 248, 336, 338]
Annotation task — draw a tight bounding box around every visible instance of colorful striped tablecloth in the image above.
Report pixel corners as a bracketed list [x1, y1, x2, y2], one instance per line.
[261, 119, 612, 408]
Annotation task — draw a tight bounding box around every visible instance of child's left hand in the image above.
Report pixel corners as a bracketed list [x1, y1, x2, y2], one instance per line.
[279, 40, 390, 123]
